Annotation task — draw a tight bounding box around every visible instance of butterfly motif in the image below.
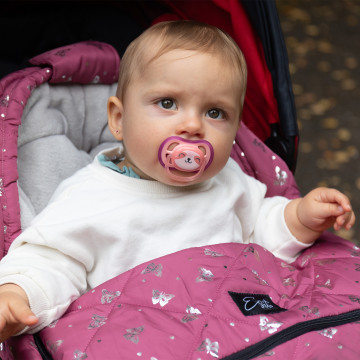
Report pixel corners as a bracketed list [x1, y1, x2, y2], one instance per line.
[123, 326, 144, 344]
[54, 48, 71, 57]
[316, 278, 333, 289]
[349, 295, 360, 303]
[355, 264, 360, 271]
[182, 305, 202, 323]
[315, 259, 336, 266]
[300, 252, 317, 267]
[197, 338, 219, 358]
[281, 262, 296, 272]
[274, 166, 288, 186]
[46, 340, 63, 355]
[0, 95, 9, 107]
[204, 248, 224, 257]
[349, 246, 360, 257]
[101, 289, 121, 304]
[141, 262, 163, 277]
[252, 269, 269, 286]
[73, 350, 88, 360]
[88, 314, 107, 329]
[282, 277, 296, 287]
[257, 351, 275, 357]
[47, 319, 58, 328]
[299, 305, 320, 316]
[196, 267, 214, 282]
[244, 246, 255, 253]
[244, 246, 260, 261]
[259, 316, 283, 334]
[152, 289, 175, 307]
[318, 328, 337, 339]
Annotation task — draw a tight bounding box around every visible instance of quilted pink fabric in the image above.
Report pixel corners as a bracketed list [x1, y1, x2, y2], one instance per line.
[9, 233, 360, 359]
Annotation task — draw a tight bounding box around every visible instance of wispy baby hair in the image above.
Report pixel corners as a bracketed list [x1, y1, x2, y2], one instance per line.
[116, 20, 247, 109]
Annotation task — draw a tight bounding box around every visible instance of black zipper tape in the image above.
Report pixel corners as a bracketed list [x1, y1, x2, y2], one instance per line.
[221, 309, 360, 360]
[34, 333, 54, 360]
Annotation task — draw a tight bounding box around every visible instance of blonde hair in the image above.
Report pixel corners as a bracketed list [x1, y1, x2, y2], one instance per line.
[117, 20, 247, 111]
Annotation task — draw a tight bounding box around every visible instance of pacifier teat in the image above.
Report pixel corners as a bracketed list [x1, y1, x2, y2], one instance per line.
[158, 136, 214, 183]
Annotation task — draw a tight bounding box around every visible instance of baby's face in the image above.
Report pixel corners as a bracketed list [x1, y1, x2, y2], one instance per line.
[114, 50, 242, 186]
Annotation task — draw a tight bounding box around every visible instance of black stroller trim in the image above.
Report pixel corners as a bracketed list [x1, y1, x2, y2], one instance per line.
[241, 0, 298, 171]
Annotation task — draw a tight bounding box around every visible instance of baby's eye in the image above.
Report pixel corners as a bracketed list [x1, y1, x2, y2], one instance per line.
[207, 108, 224, 120]
[157, 99, 177, 110]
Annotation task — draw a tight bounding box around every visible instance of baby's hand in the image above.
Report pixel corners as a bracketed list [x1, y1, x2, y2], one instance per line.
[0, 284, 38, 342]
[298, 187, 355, 233]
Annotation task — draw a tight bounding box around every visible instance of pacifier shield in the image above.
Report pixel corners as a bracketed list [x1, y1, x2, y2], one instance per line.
[158, 136, 214, 183]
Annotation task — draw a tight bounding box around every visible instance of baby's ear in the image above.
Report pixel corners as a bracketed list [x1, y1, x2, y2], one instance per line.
[107, 96, 124, 141]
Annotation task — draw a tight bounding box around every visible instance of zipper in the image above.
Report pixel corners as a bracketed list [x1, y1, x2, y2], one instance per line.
[221, 309, 360, 360]
[34, 333, 54, 360]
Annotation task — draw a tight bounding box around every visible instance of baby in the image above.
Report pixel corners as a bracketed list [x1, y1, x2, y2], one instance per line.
[0, 20, 355, 341]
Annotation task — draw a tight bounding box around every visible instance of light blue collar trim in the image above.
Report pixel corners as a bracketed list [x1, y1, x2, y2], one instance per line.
[98, 154, 140, 179]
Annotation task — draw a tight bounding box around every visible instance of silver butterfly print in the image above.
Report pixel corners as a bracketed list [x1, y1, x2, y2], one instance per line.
[152, 289, 175, 307]
[257, 351, 275, 358]
[88, 314, 107, 329]
[196, 267, 214, 282]
[300, 252, 317, 267]
[349, 295, 360, 303]
[244, 246, 260, 261]
[73, 350, 88, 359]
[197, 338, 219, 358]
[350, 246, 360, 257]
[252, 269, 269, 286]
[0, 95, 9, 107]
[274, 166, 288, 186]
[182, 305, 202, 323]
[315, 259, 336, 266]
[282, 277, 296, 287]
[141, 262, 163, 277]
[244, 246, 255, 253]
[101, 289, 121, 304]
[281, 262, 296, 272]
[204, 248, 224, 257]
[259, 316, 283, 334]
[46, 340, 63, 354]
[48, 319, 58, 328]
[123, 326, 144, 344]
[299, 306, 320, 317]
[316, 278, 333, 289]
[318, 328, 338, 339]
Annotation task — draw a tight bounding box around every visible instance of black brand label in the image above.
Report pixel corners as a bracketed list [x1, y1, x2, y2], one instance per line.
[229, 292, 287, 316]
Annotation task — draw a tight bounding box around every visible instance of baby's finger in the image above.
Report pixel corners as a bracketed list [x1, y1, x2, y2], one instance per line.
[334, 211, 355, 231]
[317, 188, 352, 211]
[316, 201, 346, 220]
[10, 302, 38, 327]
[343, 211, 356, 230]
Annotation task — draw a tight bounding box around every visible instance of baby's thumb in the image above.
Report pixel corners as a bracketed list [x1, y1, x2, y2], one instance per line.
[12, 302, 38, 326]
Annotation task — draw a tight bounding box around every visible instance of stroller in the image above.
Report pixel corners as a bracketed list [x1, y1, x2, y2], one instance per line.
[0, 1, 359, 359]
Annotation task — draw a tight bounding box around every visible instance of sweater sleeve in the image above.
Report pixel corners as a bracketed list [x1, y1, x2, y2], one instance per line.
[0, 166, 97, 333]
[0, 226, 88, 333]
[251, 197, 313, 263]
[227, 159, 312, 263]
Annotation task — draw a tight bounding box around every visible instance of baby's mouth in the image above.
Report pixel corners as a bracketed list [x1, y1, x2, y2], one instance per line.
[158, 136, 214, 183]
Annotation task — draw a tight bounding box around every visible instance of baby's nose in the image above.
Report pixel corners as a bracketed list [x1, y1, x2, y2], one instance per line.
[176, 114, 204, 138]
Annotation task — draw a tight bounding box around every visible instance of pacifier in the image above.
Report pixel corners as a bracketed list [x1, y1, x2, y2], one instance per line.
[158, 136, 214, 183]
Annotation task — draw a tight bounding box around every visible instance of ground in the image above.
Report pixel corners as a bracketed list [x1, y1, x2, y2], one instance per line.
[277, 0, 360, 245]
